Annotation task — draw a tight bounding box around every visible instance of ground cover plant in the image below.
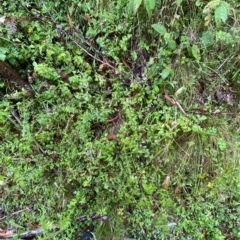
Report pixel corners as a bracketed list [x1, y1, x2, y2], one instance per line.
[0, 0, 240, 239]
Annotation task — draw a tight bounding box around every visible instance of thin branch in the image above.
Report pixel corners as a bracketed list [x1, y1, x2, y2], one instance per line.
[36, 125, 45, 134]
[0, 208, 29, 220]
[10, 109, 21, 125]
[164, 94, 188, 116]
[217, 56, 231, 71]
[71, 38, 117, 71]
[175, 101, 188, 116]
[44, 9, 118, 72]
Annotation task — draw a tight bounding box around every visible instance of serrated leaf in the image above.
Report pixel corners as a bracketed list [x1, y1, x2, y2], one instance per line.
[191, 44, 201, 61]
[151, 23, 167, 36]
[168, 39, 176, 50]
[142, 182, 156, 194]
[137, 197, 152, 207]
[201, 31, 213, 48]
[220, 1, 229, 10]
[216, 31, 233, 44]
[215, 2, 228, 23]
[192, 124, 202, 133]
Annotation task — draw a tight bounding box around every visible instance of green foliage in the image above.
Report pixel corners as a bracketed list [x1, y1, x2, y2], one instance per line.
[203, 0, 230, 26]
[0, 0, 240, 239]
[151, 23, 167, 35]
[129, 0, 156, 17]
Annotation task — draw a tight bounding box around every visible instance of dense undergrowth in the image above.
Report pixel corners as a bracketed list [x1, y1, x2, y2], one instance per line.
[0, 0, 240, 239]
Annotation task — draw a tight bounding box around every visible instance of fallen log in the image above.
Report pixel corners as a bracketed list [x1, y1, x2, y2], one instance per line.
[19, 229, 44, 239]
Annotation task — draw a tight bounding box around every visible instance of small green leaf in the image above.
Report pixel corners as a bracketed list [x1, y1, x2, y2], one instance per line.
[137, 197, 152, 207]
[152, 24, 167, 36]
[142, 182, 156, 194]
[232, 69, 240, 81]
[217, 138, 226, 151]
[131, 51, 137, 61]
[0, 47, 7, 61]
[192, 124, 202, 133]
[147, 0, 155, 9]
[0, 53, 6, 61]
[195, 0, 202, 7]
[145, 0, 155, 17]
[153, 85, 159, 93]
[168, 39, 176, 50]
[176, 0, 183, 6]
[161, 68, 171, 79]
[175, 86, 186, 96]
[191, 44, 201, 61]
[216, 31, 233, 44]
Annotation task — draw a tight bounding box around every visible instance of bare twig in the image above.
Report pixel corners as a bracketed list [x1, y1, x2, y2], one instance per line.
[217, 56, 231, 71]
[71, 38, 117, 72]
[10, 109, 21, 125]
[64, 115, 74, 131]
[175, 101, 188, 116]
[36, 125, 45, 134]
[108, 113, 119, 122]
[164, 94, 188, 116]
[0, 208, 29, 220]
[7, 117, 19, 128]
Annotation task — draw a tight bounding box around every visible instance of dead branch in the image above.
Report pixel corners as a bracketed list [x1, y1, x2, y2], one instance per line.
[164, 94, 188, 116]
